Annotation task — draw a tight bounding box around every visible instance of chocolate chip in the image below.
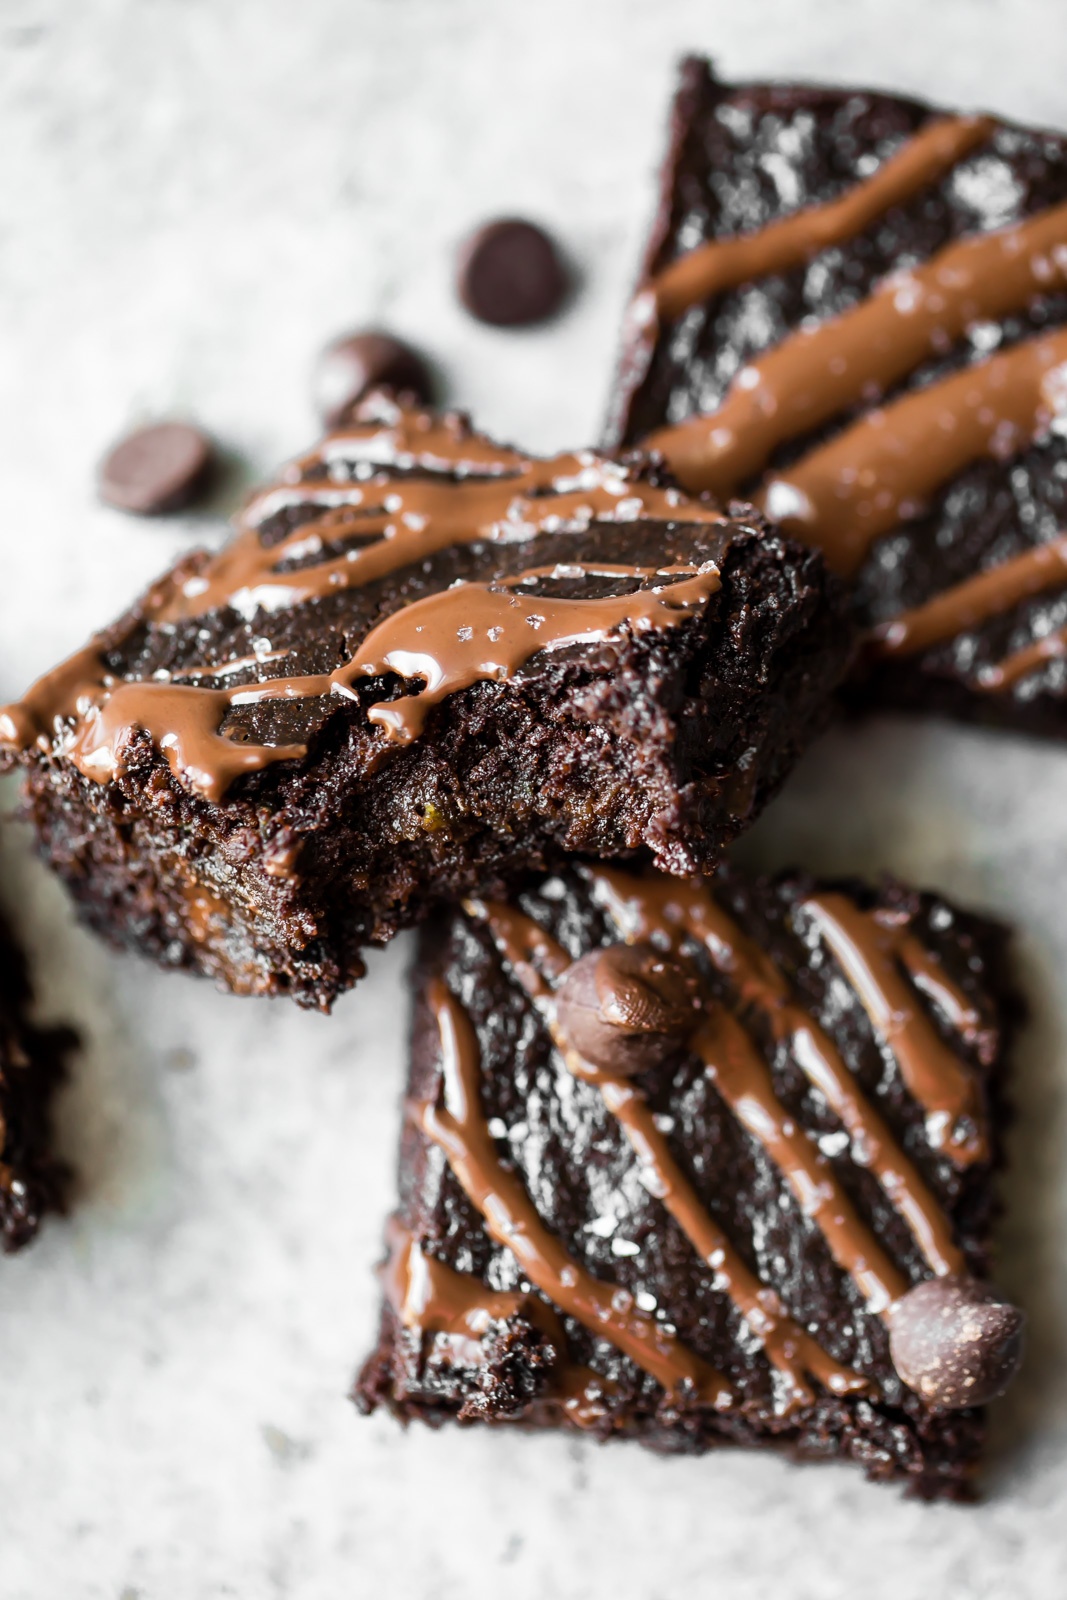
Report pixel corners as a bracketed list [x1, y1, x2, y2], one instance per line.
[555, 942, 700, 1076]
[313, 331, 434, 428]
[889, 1275, 1024, 1409]
[456, 219, 569, 327]
[98, 422, 214, 515]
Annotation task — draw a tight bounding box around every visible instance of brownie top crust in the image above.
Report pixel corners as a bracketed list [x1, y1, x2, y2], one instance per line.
[0, 396, 759, 807]
[359, 864, 1020, 1494]
[608, 58, 1067, 728]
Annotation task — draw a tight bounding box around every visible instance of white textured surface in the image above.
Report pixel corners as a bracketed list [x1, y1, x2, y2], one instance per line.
[2, 2, 1066, 1595]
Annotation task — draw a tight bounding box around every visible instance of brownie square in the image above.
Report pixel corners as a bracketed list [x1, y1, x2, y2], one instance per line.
[607, 57, 1067, 736]
[0, 397, 851, 1011]
[356, 864, 1021, 1498]
[0, 878, 72, 1252]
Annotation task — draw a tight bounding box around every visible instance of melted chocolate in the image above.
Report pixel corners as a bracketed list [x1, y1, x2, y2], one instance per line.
[803, 896, 986, 1164]
[417, 979, 733, 1408]
[648, 116, 994, 321]
[473, 905, 869, 1411]
[583, 867, 974, 1261]
[614, 70, 1067, 706]
[0, 403, 725, 802]
[359, 864, 1017, 1478]
[870, 536, 1067, 659]
[759, 328, 1067, 577]
[454, 870, 992, 1404]
[649, 204, 1067, 514]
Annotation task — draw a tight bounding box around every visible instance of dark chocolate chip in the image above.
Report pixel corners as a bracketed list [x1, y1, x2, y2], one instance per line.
[555, 942, 700, 1076]
[889, 1275, 1024, 1409]
[313, 331, 433, 428]
[456, 219, 568, 327]
[97, 422, 214, 515]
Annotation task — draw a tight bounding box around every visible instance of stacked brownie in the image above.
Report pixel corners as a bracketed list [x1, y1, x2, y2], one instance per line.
[0, 56, 1043, 1497]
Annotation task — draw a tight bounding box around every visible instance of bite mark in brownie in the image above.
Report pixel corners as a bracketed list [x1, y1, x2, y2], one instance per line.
[607, 57, 1067, 735]
[1, 878, 73, 1252]
[0, 397, 851, 1011]
[356, 865, 1021, 1498]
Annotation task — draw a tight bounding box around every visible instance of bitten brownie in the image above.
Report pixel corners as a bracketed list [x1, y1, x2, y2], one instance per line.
[1, 879, 72, 1252]
[356, 865, 1022, 1498]
[0, 396, 851, 1011]
[607, 58, 1067, 736]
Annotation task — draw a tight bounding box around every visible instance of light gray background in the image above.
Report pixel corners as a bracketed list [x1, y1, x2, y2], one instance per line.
[2, 2, 1066, 1596]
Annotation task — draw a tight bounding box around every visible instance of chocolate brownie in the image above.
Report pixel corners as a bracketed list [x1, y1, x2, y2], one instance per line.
[356, 865, 1022, 1499]
[0, 396, 851, 1011]
[607, 58, 1067, 736]
[0, 879, 72, 1252]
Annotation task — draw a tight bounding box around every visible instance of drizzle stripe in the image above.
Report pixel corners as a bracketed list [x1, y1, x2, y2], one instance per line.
[649, 116, 995, 321]
[471, 900, 868, 1405]
[895, 931, 984, 1042]
[381, 1216, 616, 1427]
[869, 535, 1067, 659]
[649, 200, 1067, 498]
[804, 896, 987, 1164]
[977, 624, 1067, 690]
[383, 1213, 533, 1340]
[2, 563, 720, 802]
[693, 1007, 908, 1313]
[162, 429, 721, 625]
[419, 980, 733, 1407]
[756, 326, 1067, 576]
[582, 866, 965, 1274]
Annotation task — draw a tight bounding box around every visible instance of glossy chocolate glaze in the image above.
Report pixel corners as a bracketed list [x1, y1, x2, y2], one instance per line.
[0, 402, 725, 803]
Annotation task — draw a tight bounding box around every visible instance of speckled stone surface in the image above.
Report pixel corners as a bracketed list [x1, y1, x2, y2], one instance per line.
[0, 2, 1065, 1596]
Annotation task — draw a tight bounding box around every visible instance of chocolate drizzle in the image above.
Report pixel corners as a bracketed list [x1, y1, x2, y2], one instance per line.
[470, 901, 871, 1409]
[977, 625, 1067, 690]
[415, 978, 734, 1410]
[803, 896, 987, 1165]
[629, 106, 1067, 694]
[648, 116, 994, 322]
[381, 1216, 617, 1427]
[0, 403, 725, 801]
[388, 868, 1005, 1422]
[759, 328, 1067, 577]
[585, 867, 983, 1196]
[870, 536, 1067, 659]
[650, 187, 1067, 506]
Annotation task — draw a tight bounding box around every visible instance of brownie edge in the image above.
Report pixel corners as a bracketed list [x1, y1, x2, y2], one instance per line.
[0, 879, 73, 1252]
